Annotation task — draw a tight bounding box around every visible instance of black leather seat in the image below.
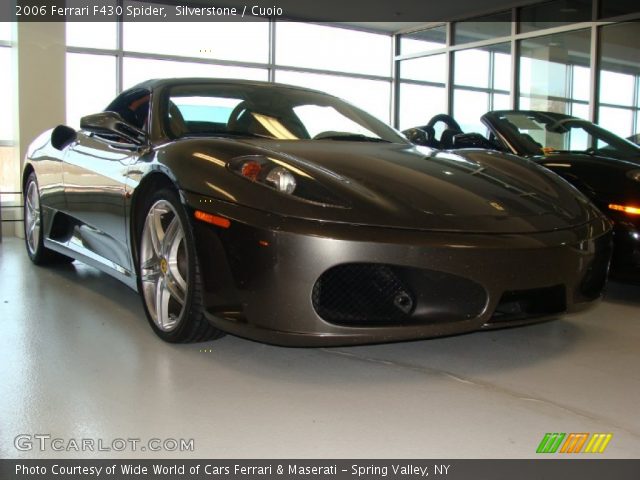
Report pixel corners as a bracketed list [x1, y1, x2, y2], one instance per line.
[440, 128, 463, 149]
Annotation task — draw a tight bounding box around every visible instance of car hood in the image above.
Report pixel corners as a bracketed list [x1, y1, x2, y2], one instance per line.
[164, 139, 603, 234]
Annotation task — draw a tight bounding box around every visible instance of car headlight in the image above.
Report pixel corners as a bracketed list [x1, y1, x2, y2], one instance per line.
[228, 155, 346, 207]
[627, 169, 640, 182]
[265, 166, 297, 194]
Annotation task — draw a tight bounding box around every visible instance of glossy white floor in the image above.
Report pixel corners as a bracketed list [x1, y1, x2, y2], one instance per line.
[1, 236, 639, 459]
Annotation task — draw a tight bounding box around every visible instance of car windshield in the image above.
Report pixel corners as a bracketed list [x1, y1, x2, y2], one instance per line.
[164, 83, 407, 143]
[494, 111, 640, 161]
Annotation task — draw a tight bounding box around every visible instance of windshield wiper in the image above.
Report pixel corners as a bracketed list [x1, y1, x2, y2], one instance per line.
[314, 133, 391, 143]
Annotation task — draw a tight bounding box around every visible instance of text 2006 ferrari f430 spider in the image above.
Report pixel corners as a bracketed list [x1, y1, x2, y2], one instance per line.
[23, 79, 612, 346]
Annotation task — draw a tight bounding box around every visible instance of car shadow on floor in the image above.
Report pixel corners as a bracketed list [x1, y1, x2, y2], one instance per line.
[43, 259, 587, 383]
[47, 260, 140, 301]
[182, 318, 587, 387]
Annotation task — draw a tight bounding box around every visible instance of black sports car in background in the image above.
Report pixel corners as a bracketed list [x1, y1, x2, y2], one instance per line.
[23, 80, 612, 346]
[629, 133, 640, 145]
[406, 110, 640, 282]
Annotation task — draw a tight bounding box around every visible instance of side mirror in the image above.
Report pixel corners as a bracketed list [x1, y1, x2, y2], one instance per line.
[51, 125, 77, 151]
[402, 127, 430, 146]
[80, 111, 147, 145]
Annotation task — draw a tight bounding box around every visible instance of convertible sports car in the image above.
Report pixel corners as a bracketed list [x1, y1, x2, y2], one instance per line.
[24, 79, 612, 346]
[406, 110, 640, 282]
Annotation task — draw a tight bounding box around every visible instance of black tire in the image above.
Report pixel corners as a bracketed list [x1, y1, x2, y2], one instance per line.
[23, 172, 74, 265]
[136, 187, 224, 343]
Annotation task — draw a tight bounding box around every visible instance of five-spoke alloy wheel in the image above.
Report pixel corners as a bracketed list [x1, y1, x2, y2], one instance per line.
[140, 199, 189, 332]
[137, 188, 223, 343]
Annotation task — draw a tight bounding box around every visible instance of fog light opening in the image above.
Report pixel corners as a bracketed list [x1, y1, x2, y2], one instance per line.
[393, 291, 414, 314]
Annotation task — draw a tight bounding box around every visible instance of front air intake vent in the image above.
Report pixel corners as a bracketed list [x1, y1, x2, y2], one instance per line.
[488, 285, 566, 324]
[312, 264, 415, 325]
[312, 263, 487, 326]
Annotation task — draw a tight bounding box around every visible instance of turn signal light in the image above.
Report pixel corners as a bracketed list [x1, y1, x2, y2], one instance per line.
[240, 161, 262, 181]
[194, 210, 231, 228]
[608, 204, 640, 216]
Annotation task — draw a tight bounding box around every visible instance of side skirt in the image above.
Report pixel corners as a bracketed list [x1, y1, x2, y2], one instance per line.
[44, 237, 138, 291]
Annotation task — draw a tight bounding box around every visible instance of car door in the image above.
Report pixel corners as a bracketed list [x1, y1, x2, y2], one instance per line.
[62, 131, 139, 274]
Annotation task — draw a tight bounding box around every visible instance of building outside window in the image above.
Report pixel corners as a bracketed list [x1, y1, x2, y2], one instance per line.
[598, 22, 640, 138]
[518, 29, 591, 117]
[0, 22, 17, 203]
[395, 4, 639, 139]
[453, 43, 511, 133]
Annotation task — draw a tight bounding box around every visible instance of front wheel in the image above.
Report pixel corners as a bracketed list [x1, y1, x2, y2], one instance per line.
[137, 188, 224, 343]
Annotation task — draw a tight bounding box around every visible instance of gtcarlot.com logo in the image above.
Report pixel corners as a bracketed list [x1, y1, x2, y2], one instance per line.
[14, 434, 195, 453]
[536, 433, 613, 454]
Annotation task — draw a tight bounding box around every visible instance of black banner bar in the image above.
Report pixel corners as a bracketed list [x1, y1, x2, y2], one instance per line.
[1, 459, 640, 480]
[5, 0, 637, 23]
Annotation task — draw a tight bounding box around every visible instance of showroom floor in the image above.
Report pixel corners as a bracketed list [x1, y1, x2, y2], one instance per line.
[1, 236, 639, 459]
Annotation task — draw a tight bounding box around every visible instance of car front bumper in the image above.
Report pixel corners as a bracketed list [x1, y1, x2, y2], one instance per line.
[186, 193, 612, 346]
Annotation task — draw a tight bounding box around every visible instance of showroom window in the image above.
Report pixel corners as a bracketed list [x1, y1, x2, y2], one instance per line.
[123, 58, 268, 90]
[66, 20, 117, 50]
[597, 22, 640, 138]
[0, 22, 11, 43]
[66, 53, 117, 128]
[394, 2, 640, 132]
[599, 0, 639, 18]
[397, 54, 447, 130]
[275, 22, 392, 77]
[274, 23, 393, 121]
[518, 29, 591, 116]
[0, 39, 12, 144]
[399, 25, 446, 56]
[519, 0, 592, 33]
[65, 16, 118, 127]
[121, 1, 271, 90]
[0, 23, 18, 196]
[452, 11, 511, 45]
[398, 83, 447, 131]
[123, 13, 269, 63]
[453, 43, 511, 133]
[400, 53, 447, 84]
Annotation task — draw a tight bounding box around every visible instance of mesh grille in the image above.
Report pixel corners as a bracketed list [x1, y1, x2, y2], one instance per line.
[312, 264, 415, 325]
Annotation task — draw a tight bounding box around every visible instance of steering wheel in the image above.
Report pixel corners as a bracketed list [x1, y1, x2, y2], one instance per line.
[425, 113, 462, 132]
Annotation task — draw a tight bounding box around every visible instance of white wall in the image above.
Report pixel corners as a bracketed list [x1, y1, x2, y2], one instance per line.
[16, 22, 66, 165]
